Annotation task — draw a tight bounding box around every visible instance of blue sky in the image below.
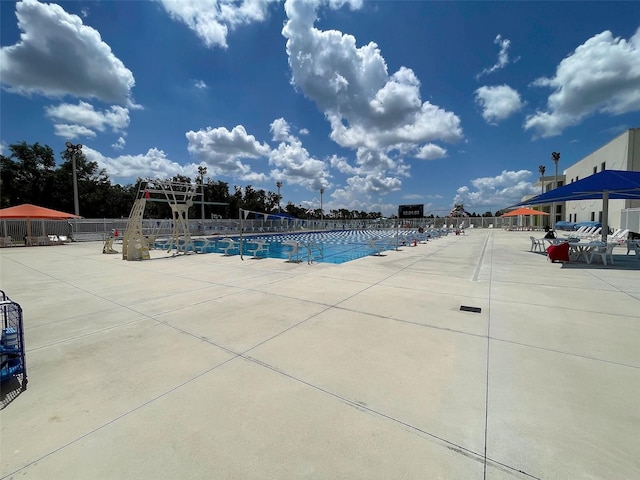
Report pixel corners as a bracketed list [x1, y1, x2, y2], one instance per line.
[2, 0, 639, 216]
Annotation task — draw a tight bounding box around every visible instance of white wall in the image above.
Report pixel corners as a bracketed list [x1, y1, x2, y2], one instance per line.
[563, 129, 640, 229]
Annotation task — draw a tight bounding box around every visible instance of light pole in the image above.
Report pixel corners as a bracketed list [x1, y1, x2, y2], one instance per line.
[66, 142, 83, 216]
[538, 164, 546, 230]
[276, 181, 282, 213]
[197, 165, 207, 222]
[551, 152, 560, 228]
[320, 187, 325, 223]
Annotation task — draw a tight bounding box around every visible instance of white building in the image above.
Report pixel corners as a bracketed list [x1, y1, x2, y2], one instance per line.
[529, 128, 640, 231]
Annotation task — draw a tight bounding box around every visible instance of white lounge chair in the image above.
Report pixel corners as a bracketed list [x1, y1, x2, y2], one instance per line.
[563, 226, 588, 238]
[0, 236, 13, 248]
[585, 227, 599, 236]
[608, 229, 628, 243]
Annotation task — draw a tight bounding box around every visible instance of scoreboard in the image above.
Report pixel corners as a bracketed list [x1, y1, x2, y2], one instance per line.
[398, 204, 424, 218]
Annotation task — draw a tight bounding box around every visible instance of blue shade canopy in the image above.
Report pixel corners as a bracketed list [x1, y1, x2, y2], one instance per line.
[514, 169, 640, 243]
[516, 170, 640, 206]
[263, 212, 298, 220]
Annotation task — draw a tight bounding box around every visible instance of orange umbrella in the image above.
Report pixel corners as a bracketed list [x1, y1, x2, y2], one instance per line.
[500, 207, 549, 217]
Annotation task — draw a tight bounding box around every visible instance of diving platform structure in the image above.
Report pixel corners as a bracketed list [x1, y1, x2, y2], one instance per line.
[122, 179, 227, 261]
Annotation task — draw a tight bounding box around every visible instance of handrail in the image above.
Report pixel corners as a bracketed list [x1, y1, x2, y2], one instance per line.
[300, 240, 323, 264]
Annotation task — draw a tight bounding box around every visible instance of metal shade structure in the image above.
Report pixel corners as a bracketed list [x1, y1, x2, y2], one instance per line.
[0, 204, 81, 240]
[501, 206, 549, 230]
[0, 204, 82, 220]
[501, 207, 549, 217]
[513, 170, 640, 242]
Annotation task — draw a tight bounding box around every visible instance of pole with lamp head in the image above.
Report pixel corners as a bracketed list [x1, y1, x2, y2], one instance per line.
[197, 165, 207, 222]
[66, 142, 83, 216]
[551, 152, 560, 229]
[538, 164, 546, 230]
[276, 181, 282, 213]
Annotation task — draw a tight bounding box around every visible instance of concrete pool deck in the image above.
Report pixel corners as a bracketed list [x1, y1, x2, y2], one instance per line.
[1, 229, 639, 479]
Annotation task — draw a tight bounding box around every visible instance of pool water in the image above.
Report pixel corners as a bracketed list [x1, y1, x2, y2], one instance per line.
[191, 230, 412, 264]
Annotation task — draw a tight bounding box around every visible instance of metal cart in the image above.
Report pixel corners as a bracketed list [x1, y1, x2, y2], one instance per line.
[1, 290, 27, 391]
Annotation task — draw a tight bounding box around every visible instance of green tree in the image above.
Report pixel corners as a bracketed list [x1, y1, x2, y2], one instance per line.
[1, 142, 57, 208]
[204, 179, 231, 218]
[53, 148, 107, 216]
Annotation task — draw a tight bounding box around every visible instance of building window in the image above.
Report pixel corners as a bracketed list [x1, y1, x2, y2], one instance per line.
[598, 211, 603, 222]
[591, 212, 595, 221]
[593, 166, 597, 174]
[576, 176, 579, 181]
[558, 181, 563, 187]
[601, 162, 606, 171]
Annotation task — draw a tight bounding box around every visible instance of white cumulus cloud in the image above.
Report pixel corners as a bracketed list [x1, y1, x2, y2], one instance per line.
[415, 143, 448, 160]
[525, 28, 640, 138]
[476, 34, 517, 79]
[84, 147, 197, 183]
[0, 0, 136, 105]
[282, 0, 460, 203]
[282, 0, 462, 153]
[269, 140, 330, 191]
[45, 101, 130, 133]
[453, 170, 538, 211]
[53, 124, 97, 140]
[186, 125, 271, 180]
[160, 0, 278, 49]
[270, 117, 295, 142]
[475, 85, 524, 123]
[112, 136, 126, 150]
[269, 118, 331, 190]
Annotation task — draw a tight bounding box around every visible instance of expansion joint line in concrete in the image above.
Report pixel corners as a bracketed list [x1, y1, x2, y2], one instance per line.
[483, 231, 494, 480]
[241, 353, 541, 480]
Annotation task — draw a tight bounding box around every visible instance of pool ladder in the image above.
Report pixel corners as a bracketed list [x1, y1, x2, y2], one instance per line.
[301, 241, 323, 264]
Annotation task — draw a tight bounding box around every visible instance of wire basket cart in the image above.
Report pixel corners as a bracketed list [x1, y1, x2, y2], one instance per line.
[1, 290, 27, 392]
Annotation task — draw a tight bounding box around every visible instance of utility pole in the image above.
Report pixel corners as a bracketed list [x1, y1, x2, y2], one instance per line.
[276, 181, 282, 213]
[198, 165, 207, 222]
[551, 152, 561, 228]
[66, 142, 83, 216]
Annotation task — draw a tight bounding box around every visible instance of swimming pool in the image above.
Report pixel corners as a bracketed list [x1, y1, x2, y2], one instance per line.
[189, 229, 433, 264]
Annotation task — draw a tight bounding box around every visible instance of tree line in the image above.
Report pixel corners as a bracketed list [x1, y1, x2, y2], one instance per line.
[1, 141, 500, 219]
[1, 141, 387, 220]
